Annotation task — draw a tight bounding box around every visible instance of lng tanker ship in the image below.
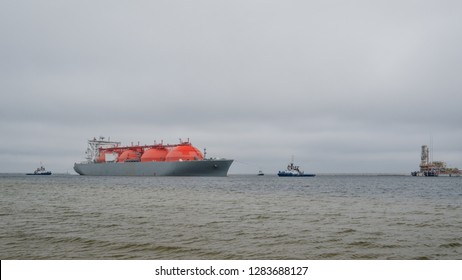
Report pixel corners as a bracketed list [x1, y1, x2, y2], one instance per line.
[74, 137, 233, 176]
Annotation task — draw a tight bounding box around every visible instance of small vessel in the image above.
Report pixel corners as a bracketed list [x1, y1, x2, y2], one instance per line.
[27, 164, 52, 175]
[258, 170, 264, 176]
[73, 137, 233, 176]
[411, 170, 438, 177]
[278, 161, 315, 177]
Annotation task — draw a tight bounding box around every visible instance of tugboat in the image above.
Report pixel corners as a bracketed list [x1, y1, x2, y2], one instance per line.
[258, 170, 264, 176]
[27, 164, 52, 175]
[278, 161, 315, 177]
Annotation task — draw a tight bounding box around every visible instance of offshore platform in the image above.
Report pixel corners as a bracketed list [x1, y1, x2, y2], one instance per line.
[411, 145, 460, 176]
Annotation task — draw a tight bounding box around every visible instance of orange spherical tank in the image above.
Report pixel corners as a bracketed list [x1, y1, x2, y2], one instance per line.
[97, 151, 118, 163]
[96, 152, 106, 163]
[118, 150, 140, 162]
[165, 145, 204, 161]
[140, 148, 168, 162]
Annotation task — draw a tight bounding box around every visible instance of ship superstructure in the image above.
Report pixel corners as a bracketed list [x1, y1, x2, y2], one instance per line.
[84, 137, 122, 163]
[74, 137, 233, 176]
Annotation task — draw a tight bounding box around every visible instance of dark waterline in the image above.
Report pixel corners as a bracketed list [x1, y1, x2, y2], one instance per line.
[1, 174, 461, 259]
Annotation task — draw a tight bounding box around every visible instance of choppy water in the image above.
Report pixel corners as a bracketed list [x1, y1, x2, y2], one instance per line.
[1, 174, 461, 259]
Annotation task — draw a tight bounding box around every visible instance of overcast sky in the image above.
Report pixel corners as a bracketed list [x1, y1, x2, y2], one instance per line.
[1, 0, 461, 174]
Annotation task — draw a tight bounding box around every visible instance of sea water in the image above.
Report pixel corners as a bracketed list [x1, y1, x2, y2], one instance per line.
[0, 174, 460, 259]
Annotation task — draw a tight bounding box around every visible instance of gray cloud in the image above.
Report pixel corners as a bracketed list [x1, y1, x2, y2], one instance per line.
[1, 0, 461, 173]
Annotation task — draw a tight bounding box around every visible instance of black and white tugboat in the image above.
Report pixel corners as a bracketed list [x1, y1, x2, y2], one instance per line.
[278, 159, 315, 177]
[27, 164, 52, 175]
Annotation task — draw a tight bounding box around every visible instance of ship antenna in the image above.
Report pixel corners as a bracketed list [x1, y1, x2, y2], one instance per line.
[430, 133, 434, 164]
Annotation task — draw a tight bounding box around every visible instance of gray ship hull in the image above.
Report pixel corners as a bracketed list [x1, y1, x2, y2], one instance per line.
[74, 159, 233, 176]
